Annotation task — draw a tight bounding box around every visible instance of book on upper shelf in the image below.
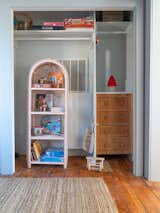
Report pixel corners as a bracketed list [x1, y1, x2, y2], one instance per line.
[43, 22, 64, 27]
[31, 25, 65, 30]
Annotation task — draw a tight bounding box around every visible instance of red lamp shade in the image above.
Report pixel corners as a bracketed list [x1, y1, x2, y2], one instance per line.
[107, 75, 117, 87]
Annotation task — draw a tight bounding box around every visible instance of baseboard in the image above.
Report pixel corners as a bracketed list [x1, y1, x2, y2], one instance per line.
[68, 149, 88, 156]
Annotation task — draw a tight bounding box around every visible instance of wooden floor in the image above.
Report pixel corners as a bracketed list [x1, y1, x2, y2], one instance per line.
[3, 155, 160, 213]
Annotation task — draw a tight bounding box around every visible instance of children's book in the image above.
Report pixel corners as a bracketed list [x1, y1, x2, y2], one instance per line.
[32, 141, 42, 160]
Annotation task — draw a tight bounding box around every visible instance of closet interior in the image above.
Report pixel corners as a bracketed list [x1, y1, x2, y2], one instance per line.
[14, 11, 134, 168]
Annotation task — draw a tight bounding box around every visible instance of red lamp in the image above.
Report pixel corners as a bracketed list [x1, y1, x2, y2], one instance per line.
[107, 75, 117, 87]
[106, 75, 117, 91]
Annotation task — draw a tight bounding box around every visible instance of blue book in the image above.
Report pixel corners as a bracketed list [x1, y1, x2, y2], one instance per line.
[40, 155, 64, 162]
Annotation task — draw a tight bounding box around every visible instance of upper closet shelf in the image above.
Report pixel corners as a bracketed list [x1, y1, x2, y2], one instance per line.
[14, 29, 94, 41]
[96, 22, 132, 34]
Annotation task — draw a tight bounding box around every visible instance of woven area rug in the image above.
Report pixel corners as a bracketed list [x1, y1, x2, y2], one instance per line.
[0, 178, 118, 213]
[103, 161, 113, 173]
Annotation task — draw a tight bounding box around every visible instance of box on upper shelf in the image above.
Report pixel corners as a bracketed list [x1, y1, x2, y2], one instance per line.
[96, 11, 132, 22]
[64, 16, 94, 28]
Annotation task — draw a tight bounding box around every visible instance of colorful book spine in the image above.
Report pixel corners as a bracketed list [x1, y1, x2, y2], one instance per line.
[43, 22, 64, 27]
[32, 141, 42, 160]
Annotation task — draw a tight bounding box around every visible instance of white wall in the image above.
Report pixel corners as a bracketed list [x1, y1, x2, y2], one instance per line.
[0, 2, 15, 174]
[146, 0, 160, 181]
[9, 0, 136, 10]
[0, 0, 144, 176]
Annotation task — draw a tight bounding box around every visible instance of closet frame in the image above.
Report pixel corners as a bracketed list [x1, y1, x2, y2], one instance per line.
[13, 9, 138, 172]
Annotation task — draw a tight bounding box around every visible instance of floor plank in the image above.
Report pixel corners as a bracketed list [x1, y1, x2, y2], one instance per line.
[1, 155, 160, 213]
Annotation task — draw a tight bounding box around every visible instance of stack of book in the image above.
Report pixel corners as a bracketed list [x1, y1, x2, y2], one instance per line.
[51, 107, 64, 113]
[40, 148, 64, 162]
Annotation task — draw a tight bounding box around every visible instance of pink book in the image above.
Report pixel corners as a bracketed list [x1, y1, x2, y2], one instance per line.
[43, 22, 64, 27]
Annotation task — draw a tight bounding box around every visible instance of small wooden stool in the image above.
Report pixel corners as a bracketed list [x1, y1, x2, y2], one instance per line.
[86, 157, 104, 172]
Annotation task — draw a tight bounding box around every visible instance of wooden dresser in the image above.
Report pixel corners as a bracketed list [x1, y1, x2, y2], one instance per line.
[96, 93, 132, 155]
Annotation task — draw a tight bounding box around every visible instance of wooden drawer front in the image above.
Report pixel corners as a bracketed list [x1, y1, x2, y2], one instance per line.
[96, 136, 131, 155]
[96, 126, 131, 155]
[96, 94, 132, 155]
[97, 111, 129, 124]
[97, 142, 131, 154]
[96, 94, 131, 111]
[97, 125, 129, 137]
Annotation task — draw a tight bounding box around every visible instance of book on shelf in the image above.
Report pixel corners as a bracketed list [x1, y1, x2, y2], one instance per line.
[40, 148, 64, 162]
[31, 25, 65, 30]
[51, 107, 64, 113]
[31, 148, 38, 161]
[43, 22, 64, 27]
[32, 140, 42, 160]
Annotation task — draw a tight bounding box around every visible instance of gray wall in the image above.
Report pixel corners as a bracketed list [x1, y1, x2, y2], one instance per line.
[14, 40, 90, 154]
[96, 35, 126, 92]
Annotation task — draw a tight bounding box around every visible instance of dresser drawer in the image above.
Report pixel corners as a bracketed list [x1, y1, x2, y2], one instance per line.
[96, 136, 131, 155]
[96, 111, 129, 124]
[96, 94, 131, 111]
[96, 94, 132, 155]
[97, 125, 129, 137]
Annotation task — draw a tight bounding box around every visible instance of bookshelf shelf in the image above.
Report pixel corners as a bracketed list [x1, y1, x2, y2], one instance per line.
[31, 135, 64, 140]
[31, 88, 65, 92]
[31, 111, 65, 115]
[31, 161, 64, 165]
[14, 29, 93, 41]
[28, 59, 68, 169]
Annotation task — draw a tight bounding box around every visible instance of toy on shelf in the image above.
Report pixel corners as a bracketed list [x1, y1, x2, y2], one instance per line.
[86, 157, 104, 172]
[31, 63, 64, 89]
[38, 77, 47, 84]
[32, 126, 43, 136]
[36, 94, 48, 111]
[32, 116, 62, 136]
[48, 70, 64, 88]
[40, 116, 62, 135]
[35, 94, 54, 112]
[44, 120, 61, 135]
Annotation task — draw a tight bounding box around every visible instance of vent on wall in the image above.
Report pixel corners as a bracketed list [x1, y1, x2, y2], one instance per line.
[58, 59, 88, 92]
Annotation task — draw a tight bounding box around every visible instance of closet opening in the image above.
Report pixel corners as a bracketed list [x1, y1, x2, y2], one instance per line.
[95, 11, 134, 167]
[14, 11, 94, 169]
[13, 10, 134, 172]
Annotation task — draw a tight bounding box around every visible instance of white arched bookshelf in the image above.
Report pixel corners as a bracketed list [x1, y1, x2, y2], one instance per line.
[28, 59, 68, 168]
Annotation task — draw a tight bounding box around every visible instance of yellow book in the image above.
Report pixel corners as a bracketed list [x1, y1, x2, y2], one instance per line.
[33, 141, 42, 160]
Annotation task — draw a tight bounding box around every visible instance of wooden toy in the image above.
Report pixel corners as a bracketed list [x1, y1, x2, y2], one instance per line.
[86, 157, 104, 172]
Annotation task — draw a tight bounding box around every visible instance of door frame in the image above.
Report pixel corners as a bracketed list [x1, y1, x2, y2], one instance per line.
[0, 0, 144, 176]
